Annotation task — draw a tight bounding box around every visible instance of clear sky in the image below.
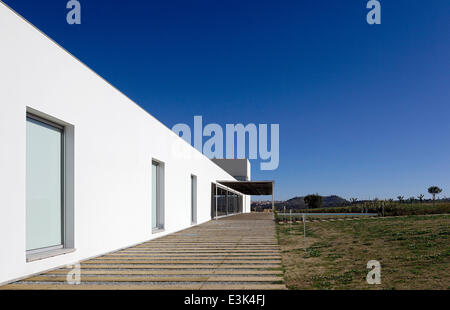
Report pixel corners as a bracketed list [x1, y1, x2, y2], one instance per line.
[4, 0, 449, 200]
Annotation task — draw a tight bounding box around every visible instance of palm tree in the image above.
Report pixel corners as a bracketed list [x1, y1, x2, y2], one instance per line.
[417, 194, 424, 203]
[428, 186, 443, 206]
[350, 198, 358, 204]
[409, 197, 415, 204]
[397, 196, 404, 203]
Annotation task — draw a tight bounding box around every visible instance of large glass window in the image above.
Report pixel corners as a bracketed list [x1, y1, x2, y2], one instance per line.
[152, 160, 164, 231]
[26, 115, 64, 252]
[211, 183, 217, 218]
[211, 183, 244, 219]
[191, 175, 197, 224]
[218, 187, 227, 217]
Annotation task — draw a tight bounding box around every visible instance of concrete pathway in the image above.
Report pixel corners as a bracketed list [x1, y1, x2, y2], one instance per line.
[3, 213, 285, 290]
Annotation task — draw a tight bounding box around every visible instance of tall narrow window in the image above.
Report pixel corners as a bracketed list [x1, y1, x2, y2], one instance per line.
[211, 183, 216, 219]
[152, 160, 164, 231]
[26, 114, 64, 253]
[191, 175, 197, 224]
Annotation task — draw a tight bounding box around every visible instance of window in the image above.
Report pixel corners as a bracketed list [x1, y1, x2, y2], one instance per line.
[191, 175, 197, 224]
[211, 183, 216, 219]
[26, 112, 75, 261]
[217, 187, 227, 217]
[211, 183, 243, 219]
[26, 114, 64, 253]
[152, 160, 164, 232]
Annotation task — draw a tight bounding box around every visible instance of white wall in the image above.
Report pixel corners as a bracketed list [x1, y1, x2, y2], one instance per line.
[0, 2, 249, 285]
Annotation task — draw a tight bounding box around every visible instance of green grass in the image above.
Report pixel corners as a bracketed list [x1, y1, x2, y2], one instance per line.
[277, 214, 450, 290]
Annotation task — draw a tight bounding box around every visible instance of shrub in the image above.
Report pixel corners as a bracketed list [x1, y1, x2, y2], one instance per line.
[293, 202, 450, 217]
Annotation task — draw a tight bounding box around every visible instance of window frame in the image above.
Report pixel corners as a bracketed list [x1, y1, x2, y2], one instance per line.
[151, 159, 165, 233]
[191, 174, 197, 225]
[25, 113, 66, 256]
[211, 182, 243, 219]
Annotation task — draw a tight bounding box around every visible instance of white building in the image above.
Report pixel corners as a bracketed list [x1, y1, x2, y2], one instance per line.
[0, 2, 273, 285]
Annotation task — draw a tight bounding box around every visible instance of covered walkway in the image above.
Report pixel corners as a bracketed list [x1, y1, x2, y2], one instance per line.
[2, 213, 285, 290]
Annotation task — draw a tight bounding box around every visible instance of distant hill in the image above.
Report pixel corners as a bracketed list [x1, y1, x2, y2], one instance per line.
[252, 195, 349, 210]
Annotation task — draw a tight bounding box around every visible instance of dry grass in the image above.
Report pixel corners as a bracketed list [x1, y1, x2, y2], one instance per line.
[277, 214, 450, 290]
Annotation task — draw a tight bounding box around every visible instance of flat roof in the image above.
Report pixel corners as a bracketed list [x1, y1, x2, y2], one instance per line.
[217, 181, 274, 195]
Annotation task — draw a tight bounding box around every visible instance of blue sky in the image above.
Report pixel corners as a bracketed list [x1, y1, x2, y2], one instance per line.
[4, 0, 449, 200]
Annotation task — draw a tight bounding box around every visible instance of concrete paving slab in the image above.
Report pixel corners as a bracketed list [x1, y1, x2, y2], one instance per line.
[2, 213, 285, 290]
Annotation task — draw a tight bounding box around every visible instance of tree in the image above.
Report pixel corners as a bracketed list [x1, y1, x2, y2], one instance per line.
[397, 196, 404, 203]
[428, 186, 443, 204]
[417, 194, 424, 203]
[304, 194, 322, 209]
[350, 198, 358, 204]
[409, 197, 415, 204]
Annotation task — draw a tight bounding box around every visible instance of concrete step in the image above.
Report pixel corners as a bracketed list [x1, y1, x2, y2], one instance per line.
[2, 283, 286, 290]
[47, 269, 283, 275]
[26, 275, 284, 283]
[79, 264, 281, 269]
